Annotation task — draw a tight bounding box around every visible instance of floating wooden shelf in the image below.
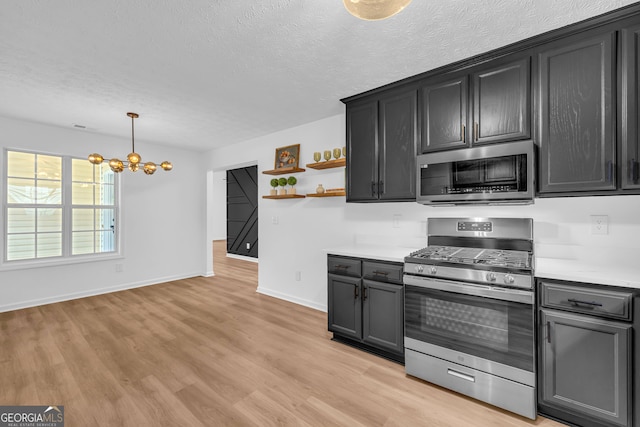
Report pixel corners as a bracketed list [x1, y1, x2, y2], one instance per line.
[306, 158, 345, 170]
[262, 194, 306, 199]
[306, 191, 346, 197]
[262, 167, 305, 175]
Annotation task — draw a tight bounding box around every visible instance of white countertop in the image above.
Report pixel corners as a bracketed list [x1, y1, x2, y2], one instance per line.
[324, 244, 419, 263]
[535, 258, 640, 289]
[325, 245, 640, 289]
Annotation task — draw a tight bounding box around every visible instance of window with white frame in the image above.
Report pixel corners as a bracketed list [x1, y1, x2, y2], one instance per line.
[4, 150, 118, 263]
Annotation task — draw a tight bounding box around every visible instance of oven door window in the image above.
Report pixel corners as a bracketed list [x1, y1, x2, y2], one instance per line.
[405, 284, 534, 372]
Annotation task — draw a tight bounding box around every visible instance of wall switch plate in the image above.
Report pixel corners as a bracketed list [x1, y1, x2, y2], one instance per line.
[115, 263, 123, 272]
[590, 215, 609, 235]
[393, 214, 401, 228]
[295, 271, 301, 281]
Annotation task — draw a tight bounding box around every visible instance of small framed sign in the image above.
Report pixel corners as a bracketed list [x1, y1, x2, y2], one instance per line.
[274, 144, 300, 170]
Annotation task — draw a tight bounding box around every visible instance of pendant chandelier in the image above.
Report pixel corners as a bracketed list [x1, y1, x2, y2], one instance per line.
[88, 112, 172, 175]
[343, 0, 412, 21]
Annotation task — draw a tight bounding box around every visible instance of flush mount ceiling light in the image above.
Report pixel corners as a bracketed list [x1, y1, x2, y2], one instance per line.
[88, 112, 172, 175]
[343, 0, 412, 21]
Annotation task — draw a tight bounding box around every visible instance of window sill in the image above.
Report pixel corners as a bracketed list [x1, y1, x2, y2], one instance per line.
[0, 253, 124, 272]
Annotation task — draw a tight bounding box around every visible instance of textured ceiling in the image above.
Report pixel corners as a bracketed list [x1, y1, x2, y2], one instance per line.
[0, 0, 638, 152]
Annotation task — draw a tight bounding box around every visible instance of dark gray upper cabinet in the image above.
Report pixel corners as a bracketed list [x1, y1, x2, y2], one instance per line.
[420, 74, 468, 152]
[537, 30, 617, 193]
[621, 22, 640, 190]
[472, 57, 531, 145]
[345, 99, 378, 202]
[345, 86, 417, 202]
[419, 56, 530, 153]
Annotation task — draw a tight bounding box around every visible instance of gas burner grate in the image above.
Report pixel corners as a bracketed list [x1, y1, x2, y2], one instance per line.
[409, 246, 531, 269]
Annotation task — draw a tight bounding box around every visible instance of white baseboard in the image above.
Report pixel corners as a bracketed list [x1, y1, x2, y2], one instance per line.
[0, 272, 202, 313]
[256, 286, 327, 313]
[226, 253, 259, 263]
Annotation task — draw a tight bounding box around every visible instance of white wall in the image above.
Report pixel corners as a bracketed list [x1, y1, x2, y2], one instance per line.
[0, 116, 206, 312]
[210, 170, 227, 240]
[204, 113, 640, 312]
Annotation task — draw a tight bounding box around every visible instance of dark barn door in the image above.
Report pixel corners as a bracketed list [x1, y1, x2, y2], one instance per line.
[226, 166, 258, 258]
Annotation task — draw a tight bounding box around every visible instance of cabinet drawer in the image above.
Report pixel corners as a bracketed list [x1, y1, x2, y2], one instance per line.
[362, 261, 403, 284]
[539, 280, 632, 321]
[328, 256, 361, 277]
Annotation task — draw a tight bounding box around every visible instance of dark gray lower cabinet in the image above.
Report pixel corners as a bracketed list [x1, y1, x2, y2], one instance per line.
[540, 309, 631, 427]
[327, 274, 361, 339]
[327, 255, 404, 362]
[362, 279, 404, 355]
[538, 279, 635, 427]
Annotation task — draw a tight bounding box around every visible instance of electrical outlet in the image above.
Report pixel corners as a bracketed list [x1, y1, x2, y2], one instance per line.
[246, 242, 251, 250]
[590, 215, 609, 235]
[393, 214, 401, 228]
[272, 216, 279, 225]
[295, 271, 301, 281]
[115, 263, 123, 272]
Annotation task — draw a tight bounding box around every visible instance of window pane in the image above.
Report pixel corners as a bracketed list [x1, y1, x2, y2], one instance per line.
[99, 164, 114, 184]
[95, 208, 115, 231]
[96, 184, 115, 205]
[7, 178, 35, 203]
[72, 159, 94, 182]
[37, 208, 62, 232]
[7, 151, 35, 178]
[96, 231, 115, 253]
[37, 155, 61, 180]
[72, 231, 94, 255]
[36, 180, 62, 204]
[7, 208, 35, 233]
[72, 208, 94, 231]
[7, 234, 35, 260]
[37, 233, 62, 258]
[72, 182, 94, 205]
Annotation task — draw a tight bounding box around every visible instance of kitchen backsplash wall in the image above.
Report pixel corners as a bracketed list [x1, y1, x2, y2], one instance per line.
[204, 113, 640, 312]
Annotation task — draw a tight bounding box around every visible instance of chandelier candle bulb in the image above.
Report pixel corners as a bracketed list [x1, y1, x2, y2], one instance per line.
[87, 112, 173, 174]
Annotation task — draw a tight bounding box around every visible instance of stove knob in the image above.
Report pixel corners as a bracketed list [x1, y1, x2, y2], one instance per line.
[415, 265, 424, 273]
[486, 272, 496, 282]
[504, 274, 515, 284]
[429, 266, 438, 275]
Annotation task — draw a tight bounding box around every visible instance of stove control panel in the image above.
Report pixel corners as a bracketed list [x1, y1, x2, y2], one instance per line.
[457, 221, 492, 232]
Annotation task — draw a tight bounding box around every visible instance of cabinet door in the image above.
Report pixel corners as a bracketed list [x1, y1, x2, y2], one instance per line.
[472, 57, 530, 145]
[362, 279, 404, 354]
[540, 309, 631, 427]
[420, 75, 468, 153]
[378, 88, 417, 201]
[537, 31, 616, 193]
[621, 23, 640, 189]
[328, 274, 362, 339]
[346, 99, 378, 201]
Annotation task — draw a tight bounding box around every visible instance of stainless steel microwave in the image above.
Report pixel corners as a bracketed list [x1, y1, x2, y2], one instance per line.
[416, 140, 535, 205]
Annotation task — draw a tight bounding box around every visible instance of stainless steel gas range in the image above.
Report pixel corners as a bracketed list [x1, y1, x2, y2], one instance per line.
[403, 217, 536, 419]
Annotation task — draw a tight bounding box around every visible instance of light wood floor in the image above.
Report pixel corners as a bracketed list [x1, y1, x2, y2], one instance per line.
[0, 241, 563, 426]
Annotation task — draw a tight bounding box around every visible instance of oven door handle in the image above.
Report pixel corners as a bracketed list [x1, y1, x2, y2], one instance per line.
[403, 275, 534, 305]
